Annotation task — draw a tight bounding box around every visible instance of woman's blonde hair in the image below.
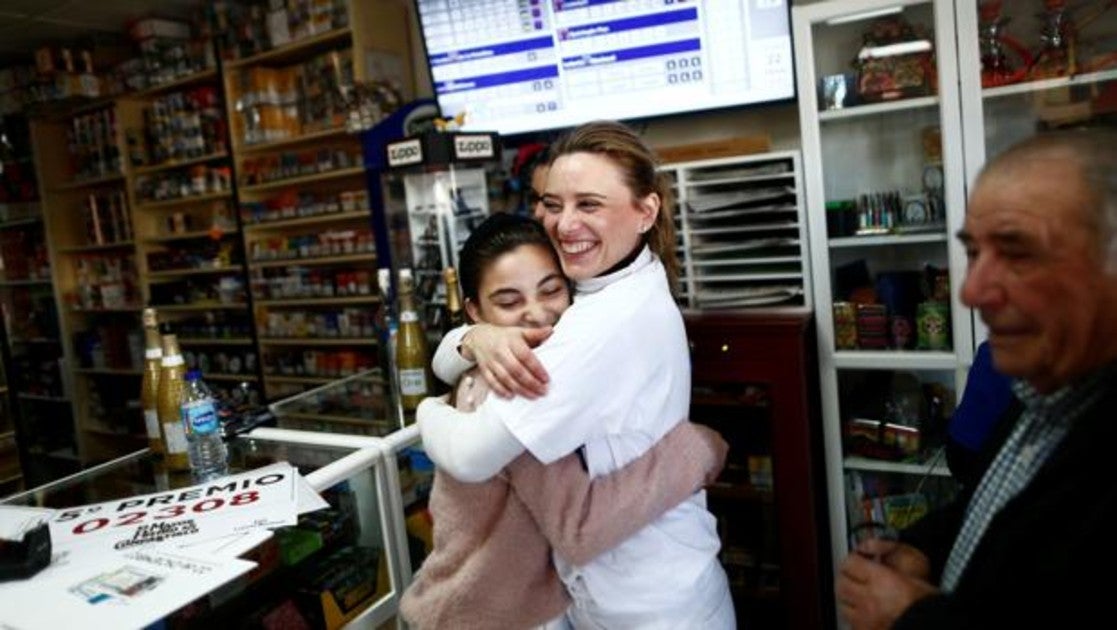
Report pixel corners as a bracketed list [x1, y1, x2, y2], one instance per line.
[546, 121, 679, 292]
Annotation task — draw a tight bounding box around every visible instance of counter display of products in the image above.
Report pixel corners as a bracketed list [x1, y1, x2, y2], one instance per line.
[1, 424, 423, 630]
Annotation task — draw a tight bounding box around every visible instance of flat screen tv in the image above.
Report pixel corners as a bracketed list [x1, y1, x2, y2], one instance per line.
[415, 0, 795, 136]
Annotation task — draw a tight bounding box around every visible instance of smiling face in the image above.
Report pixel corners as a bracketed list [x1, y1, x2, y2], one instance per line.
[959, 154, 1117, 392]
[540, 152, 659, 281]
[464, 243, 571, 328]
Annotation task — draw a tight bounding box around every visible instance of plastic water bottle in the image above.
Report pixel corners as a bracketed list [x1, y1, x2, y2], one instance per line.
[182, 370, 228, 480]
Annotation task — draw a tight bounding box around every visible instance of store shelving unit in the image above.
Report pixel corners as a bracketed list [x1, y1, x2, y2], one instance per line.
[793, 0, 973, 604]
[224, 1, 412, 405]
[664, 151, 811, 311]
[30, 99, 147, 465]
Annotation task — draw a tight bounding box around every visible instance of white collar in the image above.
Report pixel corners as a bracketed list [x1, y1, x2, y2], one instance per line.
[575, 246, 655, 295]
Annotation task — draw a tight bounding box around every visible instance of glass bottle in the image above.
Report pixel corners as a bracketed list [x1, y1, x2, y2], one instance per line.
[141, 308, 164, 454]
[395, 268, 430, 414]
[156, 330, 190, 471]
[442, 266, 466, 335]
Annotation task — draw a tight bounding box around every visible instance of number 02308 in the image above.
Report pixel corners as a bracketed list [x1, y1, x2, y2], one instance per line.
[67, 491, 261, 535]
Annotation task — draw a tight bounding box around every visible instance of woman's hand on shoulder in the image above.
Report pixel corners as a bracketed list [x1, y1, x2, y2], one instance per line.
[460, 323, 552, 399]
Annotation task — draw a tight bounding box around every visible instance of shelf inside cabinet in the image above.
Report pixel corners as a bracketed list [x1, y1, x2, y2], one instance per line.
[254, 295, 378, 307]
[57, 241, 135, 254]
[154, 302, 249, 312]
[818, 96, 939, 122]
[131, 151, 229, 176]
[147, 266, 243, 280]
[982, 68, 1117, 100]
[708, 482, 775, 503]
[257, 337, 376, 347]
[278, 411, 382, 427]
[17, 393, 70, 403]
[204, 372, 259, 382]
[0, 279, 52, 287]
[844, 455, 951, 477]
[178, 337, 254, 346]
[69, 306, 143, 314]
[134, 191, 232, 211]
[264, 375, 337, 386]
[236, 126, 351, 154]
[73, 367, 143, 377]
[223, 28, 353, 70]
[135, 68, 219, 97]
[242, 209, 370, 231]
[54, 173, 125, 190]
[0, 215, 43, 229]
[828, 232, 948, 248]
[248, 252, 375, 269]
[239, 166, 365, 194]
[145, 230, 237, 243]
[832, 350, 957, 370]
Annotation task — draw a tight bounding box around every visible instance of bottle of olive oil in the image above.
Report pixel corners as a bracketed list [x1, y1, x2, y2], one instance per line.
[141, 308, 164, 454]
[395, 268, 430, 414]
[156, 328, 190, 471]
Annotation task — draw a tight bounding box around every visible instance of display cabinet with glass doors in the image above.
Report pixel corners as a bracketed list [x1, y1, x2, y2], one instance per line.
[792, 0, 974, 598]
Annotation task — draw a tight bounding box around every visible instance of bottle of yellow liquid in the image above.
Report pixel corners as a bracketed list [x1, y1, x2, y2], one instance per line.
[442, 267, 466, 335]
[395, 268, 430, 414]
[141, 308, 164, 454]
[156, 329, 190, 471]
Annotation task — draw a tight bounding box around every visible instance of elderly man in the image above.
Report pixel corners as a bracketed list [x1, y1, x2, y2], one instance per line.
[835, 130, 1117, 629]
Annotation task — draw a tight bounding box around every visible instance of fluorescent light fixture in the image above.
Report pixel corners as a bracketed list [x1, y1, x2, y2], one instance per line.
[826, 6, 903, 26]
[858, 39, 933, 60]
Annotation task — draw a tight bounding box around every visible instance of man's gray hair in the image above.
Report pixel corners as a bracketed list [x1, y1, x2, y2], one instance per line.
[981, 129, 1117, 271]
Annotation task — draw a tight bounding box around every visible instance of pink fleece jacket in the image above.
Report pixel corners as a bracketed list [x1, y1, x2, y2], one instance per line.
[399, 421, 722, 630]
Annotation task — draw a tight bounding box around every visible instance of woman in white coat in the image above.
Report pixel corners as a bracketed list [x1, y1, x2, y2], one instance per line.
[418, 121, 734, 628]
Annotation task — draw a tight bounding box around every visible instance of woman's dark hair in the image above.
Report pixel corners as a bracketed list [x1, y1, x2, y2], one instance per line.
[458, 212, 566, 305]
[545, 120, 679, 292]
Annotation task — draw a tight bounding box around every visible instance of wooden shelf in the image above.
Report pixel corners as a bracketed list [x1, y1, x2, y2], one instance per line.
[242, 209, 370, 231]
[147, 266, 243, 280]
[258, 337, 376, 347]
[58, 240, 135, 254]
[74, 367, 143, 376]
[255, 295, 378, 307]
[237, 126, 351, 155]
[264, 375, 337, 385]
[145, 229, 237, 243]
[135, 68, 219, 97]
[248, 252, 375, 269]
[17, 393, 70, 403]
[239, 166, 365, 194]
[204, 372, 259, 382]
[178, 337, 254, 346]
[0, 472, 23, 486]
[54, 172, 125, 190]
[224, 27, 353, 70]
[0, 215, 43, 229]
[134, 190, 232, 210]
[155, 302, 249, 312]
[70, 306, 143, 314]
[0, 278, 51, 287]
[131, 151, 229, 176]
[83, 425, 146, 440]
[10, 337, 59, 345]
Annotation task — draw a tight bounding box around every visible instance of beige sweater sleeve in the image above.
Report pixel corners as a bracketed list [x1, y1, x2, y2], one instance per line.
[505, 421, 727, 567]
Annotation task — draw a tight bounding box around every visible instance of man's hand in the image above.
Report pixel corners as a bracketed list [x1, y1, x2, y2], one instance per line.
[858, 538, 931, 581]
[461, 324, 552, 398]
[836, 551, 938, 630]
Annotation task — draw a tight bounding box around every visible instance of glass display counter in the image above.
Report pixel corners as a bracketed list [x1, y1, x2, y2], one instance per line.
[1, 423, 423, 630]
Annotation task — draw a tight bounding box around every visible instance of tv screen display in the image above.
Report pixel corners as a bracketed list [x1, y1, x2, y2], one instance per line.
[416, 0, 795, 136]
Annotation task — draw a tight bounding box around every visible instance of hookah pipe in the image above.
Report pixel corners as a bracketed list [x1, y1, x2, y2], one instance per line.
[1029, 0, 1117, 78]
[979, 0, 1034, 86]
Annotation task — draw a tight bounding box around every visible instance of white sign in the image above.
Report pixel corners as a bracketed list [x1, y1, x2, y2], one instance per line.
[453, 134, 494, 159]
[387, 138, 423, 166]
